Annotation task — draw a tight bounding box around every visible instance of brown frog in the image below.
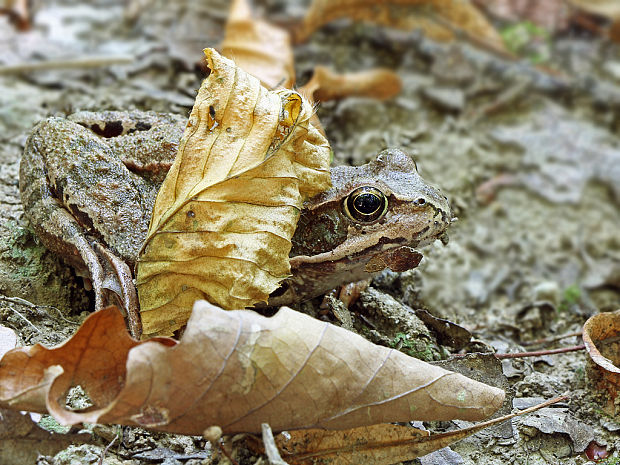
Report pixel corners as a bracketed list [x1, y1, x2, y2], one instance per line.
[19, 111, 452, 337]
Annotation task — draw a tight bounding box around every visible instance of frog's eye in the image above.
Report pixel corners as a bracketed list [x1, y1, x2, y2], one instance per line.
[343, 187, 388, 223]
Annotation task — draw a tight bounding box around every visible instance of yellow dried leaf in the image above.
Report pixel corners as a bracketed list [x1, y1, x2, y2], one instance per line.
[296, 0, 506, 52]
[220, 0, 295, 89]
[136, 49, 331, 337]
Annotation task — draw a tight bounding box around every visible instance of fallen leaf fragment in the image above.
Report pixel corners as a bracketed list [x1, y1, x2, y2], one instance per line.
[136, 48, 331, 336]
[0, 325, 17, 357]
[0, 0, 30, 30]
[0, 408, 90, 465]
[0, 303, 505, 435]
[567, 0, 620, 20]
[299, 66, 402, 105]
[268, 396, 566, 464]
[220, 0, 295, 89]
[296, 0, 506, 53]
[582, 310, 620, 416]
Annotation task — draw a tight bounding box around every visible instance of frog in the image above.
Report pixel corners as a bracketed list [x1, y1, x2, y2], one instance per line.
[19, 111, 452, 338]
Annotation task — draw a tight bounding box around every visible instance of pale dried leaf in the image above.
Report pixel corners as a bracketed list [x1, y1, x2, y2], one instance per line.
[299, 66, 402, 105]
[220, 0, 295, 89]
[136, 48, 331, 336]
[0, 304, 504, 435]
[0, 326, 17, 357]
[296, 0, 506, 52]
[273, 397, 566, 464]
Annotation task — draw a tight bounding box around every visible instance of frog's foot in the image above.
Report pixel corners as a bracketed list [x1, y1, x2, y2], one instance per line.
[92, 243, 141, 339]
[70, 237, 141, 338]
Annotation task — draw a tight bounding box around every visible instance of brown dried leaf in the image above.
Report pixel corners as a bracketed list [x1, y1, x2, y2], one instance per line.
[271, 396, 566, 464]
[583, 310, 620, 416]
[567, 0, 620, 20]
[136, 48, 331, 336]
[220, 0, 295, 89]
[0, 409, 90, 465]
[296, 0, 506, 52]
[0, 304, 504, 435]
[299, 66, 402, 105]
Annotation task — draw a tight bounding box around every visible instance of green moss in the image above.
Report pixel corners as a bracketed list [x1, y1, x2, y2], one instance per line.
[0, 221, 48, 278]
[38, 415, 71, 434]
[558, 284, 581, 312]
[391, 332, 435, 361]
[597, 456, 620, 465]
[500, 21, 550, 64]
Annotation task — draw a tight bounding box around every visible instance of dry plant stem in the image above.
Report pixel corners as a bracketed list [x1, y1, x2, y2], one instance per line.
[428, 11, 515, 61]
[217, 440, 241, 465]
[493, 344, 585, 359]
[521, 331, 583, 347]
[467, 79, 530, 122]
[0, 295, 77, 325]
[0, 296, 41, 333]
[0, 55, 134, 75]
[98, 434, 118, 465]
[261, 423, 290, 465]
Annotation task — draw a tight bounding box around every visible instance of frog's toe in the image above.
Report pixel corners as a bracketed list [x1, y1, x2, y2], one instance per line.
[93, 243, 141, 339]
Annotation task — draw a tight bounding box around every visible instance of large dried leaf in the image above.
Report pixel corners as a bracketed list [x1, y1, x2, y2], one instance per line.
[0, 303, 504, 435]
[136, 48, 331, 336]
[583, 310, 620, 416]
[269, 397, 565, 464]
[296, 0, 506, 52]
[220, 0, 295, 89]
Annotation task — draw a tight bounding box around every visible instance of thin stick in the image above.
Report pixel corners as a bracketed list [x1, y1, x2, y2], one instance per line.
[0, 297, 41, 333]
[0, 55, 134, 75]
[0, 295, 76, 325]
[494, 345, 585, 359]
[98, 434, 118, 465]
[520, 331, 583, 346]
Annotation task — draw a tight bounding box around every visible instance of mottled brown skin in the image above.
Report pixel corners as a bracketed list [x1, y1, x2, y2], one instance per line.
[19, 111, 185, 337]
[20, 112, 451, 336]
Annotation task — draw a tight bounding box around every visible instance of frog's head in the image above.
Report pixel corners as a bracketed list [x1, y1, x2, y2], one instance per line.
[274, 148, 451, 306]
[291, 148, 452, 259]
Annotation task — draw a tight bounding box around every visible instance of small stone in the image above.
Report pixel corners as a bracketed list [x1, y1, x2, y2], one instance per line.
[532, 281, 560, 305]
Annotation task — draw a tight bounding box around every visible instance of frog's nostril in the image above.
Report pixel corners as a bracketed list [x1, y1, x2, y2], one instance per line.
[414, 198, 426, 206]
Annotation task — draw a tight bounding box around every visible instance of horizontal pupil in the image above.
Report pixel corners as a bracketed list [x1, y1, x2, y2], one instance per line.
[354, 193, 381, 215]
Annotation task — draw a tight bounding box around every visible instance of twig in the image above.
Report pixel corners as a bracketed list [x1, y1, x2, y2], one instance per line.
[494, 344, 585, 359]
[98, 434, 118, 465]
[0, 55, 134, 75]
[0, 295, 76, 325]
[217, 441, 241, 465]
[0, 296, 41, 333]
[261, 423, 290, 465]
[520, 331, 583, 347]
